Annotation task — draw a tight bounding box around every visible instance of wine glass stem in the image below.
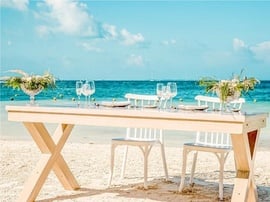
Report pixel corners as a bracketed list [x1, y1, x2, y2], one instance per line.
[88, 95, 91, 108]
[225, 102, 230, 112]
[158, 97, 162, 111]
[85, 96, 87, 108]
[30, 95, 35, 105]
[222, 102, 230, 112]
[163, 99, 168, 109]
[77, 96, 80, 107]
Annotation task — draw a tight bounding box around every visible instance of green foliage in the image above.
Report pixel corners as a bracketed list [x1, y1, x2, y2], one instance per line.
[199, 72, 260, 102]
[3, 69, 56, 91]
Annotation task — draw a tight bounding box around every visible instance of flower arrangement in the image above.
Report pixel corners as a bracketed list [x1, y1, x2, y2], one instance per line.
[3, 69, 56, 105]
[4, 69, 56, 91]
[199, 71, 260, 102]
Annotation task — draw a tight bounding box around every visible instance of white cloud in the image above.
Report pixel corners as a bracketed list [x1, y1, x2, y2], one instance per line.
[233, 38, 246, 51]
[102, 24, 118, 39]
[43, 0, 96, 36]
[120, 29, 144, 46]
[127, 54, 144, 66]
[36, 0, 144, 46]
[233, 38, 270, 63]
[250, 41, 270, 63]
[0, 0, 29, 11]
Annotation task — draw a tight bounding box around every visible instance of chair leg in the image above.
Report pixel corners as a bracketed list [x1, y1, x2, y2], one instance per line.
[120, 146, 128, 179]
[218, 153, 225, 200]
[108, 144, 116, 187]
[179, 147, 189, 192]
[138, 144, 154, 189]
[160, 144, 169, 181]
[190, 151, 198, 184]
[213, 152, 227, 200]
[141, 145, 151, 189]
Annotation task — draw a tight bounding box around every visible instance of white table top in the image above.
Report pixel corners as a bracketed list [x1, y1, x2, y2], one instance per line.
[6, 105, 268, 134]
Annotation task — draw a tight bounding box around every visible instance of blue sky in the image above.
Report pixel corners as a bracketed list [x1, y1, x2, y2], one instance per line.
[1, 0, 270, 80]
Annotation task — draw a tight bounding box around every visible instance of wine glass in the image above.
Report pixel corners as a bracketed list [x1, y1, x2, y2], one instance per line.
[76, 81, 83, 107]
[156, 83, 164, 109]
[82, 81, 91, 108]
[88, 80, 95, 107]
[167, 82, 177, 108]
[162, 86, 171, 109]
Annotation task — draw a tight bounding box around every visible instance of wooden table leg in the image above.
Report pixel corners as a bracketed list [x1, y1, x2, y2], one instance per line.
[18, 122, 80, 202]
[231, 130, 260, 202]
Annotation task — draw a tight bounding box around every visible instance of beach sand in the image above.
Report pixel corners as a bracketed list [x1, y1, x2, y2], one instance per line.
[1, 139, 270, 202]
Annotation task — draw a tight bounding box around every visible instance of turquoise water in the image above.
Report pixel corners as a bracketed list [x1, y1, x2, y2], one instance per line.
[1, 80, 269, 148]
[1, 80, 270, 103]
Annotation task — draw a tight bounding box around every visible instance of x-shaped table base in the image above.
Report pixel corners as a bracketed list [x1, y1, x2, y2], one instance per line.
[231, 130, 260, 202]
[18, 122, 80, 202]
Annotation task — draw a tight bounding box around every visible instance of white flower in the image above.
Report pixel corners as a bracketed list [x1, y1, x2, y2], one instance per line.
[4, 69, 56, 90]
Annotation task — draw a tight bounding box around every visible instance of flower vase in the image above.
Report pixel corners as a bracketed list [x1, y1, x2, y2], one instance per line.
[216, 90, 240, 112]
[20, 84, 43, 106]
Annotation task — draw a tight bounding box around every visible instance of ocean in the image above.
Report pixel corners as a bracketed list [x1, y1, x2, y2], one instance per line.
[1, 80, 269, 148]
[1, 80, 270, 103]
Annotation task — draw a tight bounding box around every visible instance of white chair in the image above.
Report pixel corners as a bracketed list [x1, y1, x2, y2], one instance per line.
[195, 95, 245, 112]
[178, 95, 245, 200]
[108, 93, 169, 189]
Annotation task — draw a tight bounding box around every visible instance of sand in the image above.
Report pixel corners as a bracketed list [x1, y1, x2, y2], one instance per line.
[1, 140, 270, 202]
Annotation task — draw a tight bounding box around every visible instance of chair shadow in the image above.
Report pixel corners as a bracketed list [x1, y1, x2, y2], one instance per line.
[36, 179, 176, 202]
[35, 177, 220, 202]
[35, 176, 270, 202]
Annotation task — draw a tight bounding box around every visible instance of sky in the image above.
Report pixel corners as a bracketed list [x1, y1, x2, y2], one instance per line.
[1, 0, 270, 80]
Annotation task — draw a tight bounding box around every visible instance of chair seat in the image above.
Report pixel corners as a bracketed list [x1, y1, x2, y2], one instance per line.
[184, 142, 232, 152]
[112, 138, 160, 145]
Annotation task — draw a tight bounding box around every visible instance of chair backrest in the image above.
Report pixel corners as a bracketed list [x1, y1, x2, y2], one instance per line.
[125, 93, 159, 108]
[124, 93, 163, 143]
[194, 95, 245, 147]
[126, 127, 163, 142]
[195, 95, 245, 111]
[195, 131, 232, 147]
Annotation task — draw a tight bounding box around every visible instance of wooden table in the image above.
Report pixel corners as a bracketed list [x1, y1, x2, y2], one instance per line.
[6, 105, 268, 202]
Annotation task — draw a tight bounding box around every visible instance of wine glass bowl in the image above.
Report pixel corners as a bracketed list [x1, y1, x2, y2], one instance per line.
[81, 80, 95, 108]
[167, 82, 177, 98]
[88, 80, 95, 97]
[76, 81, 83, 107]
